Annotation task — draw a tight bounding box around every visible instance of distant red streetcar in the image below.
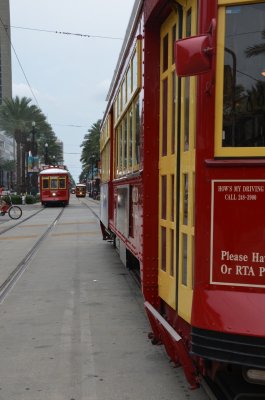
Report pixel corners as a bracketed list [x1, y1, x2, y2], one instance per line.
[39, 166, 70, 206]
[75, 183, 86, 198]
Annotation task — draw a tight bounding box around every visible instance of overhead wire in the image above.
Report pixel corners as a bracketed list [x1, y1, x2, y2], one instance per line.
[10, 25, 123, 40]
[0, 21, 114, 131]
[0, 17, 40, 107]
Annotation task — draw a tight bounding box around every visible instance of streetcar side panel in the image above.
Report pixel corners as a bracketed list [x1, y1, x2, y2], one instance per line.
[100, 10, 145, 265]
[101, 0, 265, 394]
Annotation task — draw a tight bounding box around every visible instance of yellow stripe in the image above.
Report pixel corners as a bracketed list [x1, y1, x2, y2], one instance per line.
[57, 221, 98, 225]
[51, 231, 99, 237]
[218, 0, 264, 4]
[18, 224, 49, 228]
[0, 231, 99, 240]
[0, 235, 38, 240]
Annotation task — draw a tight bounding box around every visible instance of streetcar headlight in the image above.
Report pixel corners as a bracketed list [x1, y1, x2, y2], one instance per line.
[244, 368, 265, 384]
[52, 192, 56, 197]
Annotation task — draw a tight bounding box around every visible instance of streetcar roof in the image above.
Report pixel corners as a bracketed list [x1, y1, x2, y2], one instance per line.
[76, 183, 86, 187]
[39, 168, 68, 175]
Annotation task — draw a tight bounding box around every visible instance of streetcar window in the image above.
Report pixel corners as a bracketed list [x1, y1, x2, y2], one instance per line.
[163, 34, 169, 72]
[115, 95, 141, 177]
[135, 97, 140, 165]
[171, 71, 176, 154]
[183, 173, 188, 225]
[50, 178, 58, 189]
[59, 178, 66, 189]
[182, 234, 188, 286]
[162, 78, 168, 156]
[129, 107, 133, 168]
[132, 51, 138, 92]
[122, 78, 127, 107]
[222, 4, 265, 148]
[42, 178, 49, 189]
[184, 77, 190, 151]
[170, 229, 174, 277]
[186, 8, 192, 37]
[124, 117, 128, 172]
[172, 24, 176, 65]
[161, 175, 167, 220]
[127, 67, 132, 96]
[119, 125, 123, 173]
[161, 227, 167, 272]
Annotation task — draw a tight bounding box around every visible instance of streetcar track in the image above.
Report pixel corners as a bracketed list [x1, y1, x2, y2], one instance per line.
[0, 208, 44, 236]
[80, 199, 100, 220]
[0, 207, 65, 304]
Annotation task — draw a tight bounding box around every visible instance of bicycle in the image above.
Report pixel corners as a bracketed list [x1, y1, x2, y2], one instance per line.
[0, 194, 22, 220]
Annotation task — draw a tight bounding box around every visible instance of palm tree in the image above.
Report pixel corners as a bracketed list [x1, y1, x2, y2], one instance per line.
[80, 120, 101, 181]
[245, 30, 265, 58]
[0, 96, 45, 192]
[0, 158, 16, 189]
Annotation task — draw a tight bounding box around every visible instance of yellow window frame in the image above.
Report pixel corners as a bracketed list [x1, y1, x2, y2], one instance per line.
[177, 0, 197, 324]
[114, 95, 140, 178]
[218, 0, 264, 5]
[42, 177, 49, 189]
[59, 177, 66, 189]
[215, 0, 265, 157]
[158, 11, 179, 310]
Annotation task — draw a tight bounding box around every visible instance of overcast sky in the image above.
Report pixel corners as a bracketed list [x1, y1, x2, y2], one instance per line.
[9, 0, 135, 182]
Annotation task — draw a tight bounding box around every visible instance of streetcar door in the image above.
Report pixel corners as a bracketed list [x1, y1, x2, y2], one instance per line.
[158, 0, 197, 323]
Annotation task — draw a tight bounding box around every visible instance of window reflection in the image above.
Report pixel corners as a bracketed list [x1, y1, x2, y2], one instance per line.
[43, 178, 49, 189]
[124, 118, 128, 172]
[50, 178, 58, 189]
[183, 173, 188, 225]
[163, 34, 168, 72]
[182, 234, 188, 285]
[59, 178, 66, 189]
[162, 78, 168, 156]
[161, 227, 167, 272]
[161, 175, 167, 220]
[135, 98, 140, 165]
[223, 4, 265, 148]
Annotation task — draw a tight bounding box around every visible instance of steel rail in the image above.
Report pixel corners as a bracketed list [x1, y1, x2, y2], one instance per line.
[0, 208, 44, 236]
[0, 207, 65, 304]
[80, 199, 100, 220]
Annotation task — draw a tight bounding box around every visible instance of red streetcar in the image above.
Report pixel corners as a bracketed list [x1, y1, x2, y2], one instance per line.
[100, 0, 265, 397]
[39, 166, 70, 206]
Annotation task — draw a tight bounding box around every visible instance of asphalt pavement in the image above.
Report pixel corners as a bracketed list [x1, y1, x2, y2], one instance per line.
[0, 197, 208, 400]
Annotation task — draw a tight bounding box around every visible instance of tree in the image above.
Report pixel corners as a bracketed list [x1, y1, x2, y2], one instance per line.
[37, 123, 63, 165]
[0, 96, 46, 192]
[245, 30, 265, 58]
[80, 120, 101, 182]
[0, 158, 16, 189]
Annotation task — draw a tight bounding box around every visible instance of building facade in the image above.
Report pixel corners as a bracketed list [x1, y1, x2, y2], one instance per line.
[0, 0, 14, 188]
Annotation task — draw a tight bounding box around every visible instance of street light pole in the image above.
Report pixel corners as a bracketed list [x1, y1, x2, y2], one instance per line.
[44, 143, 49, 165]
[31, 121, 36, 171]
[31, 121, 38, 195]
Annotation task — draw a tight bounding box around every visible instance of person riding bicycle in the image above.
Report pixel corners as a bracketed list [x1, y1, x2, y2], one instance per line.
[0, 192, 22, 220]
[0, 201, 9, 215]
[0, 191, 10, 215]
